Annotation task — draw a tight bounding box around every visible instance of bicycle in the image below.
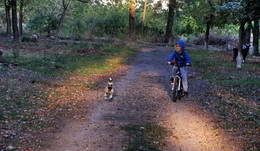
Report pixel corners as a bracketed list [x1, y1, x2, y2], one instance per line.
[168, 62, 187, 102]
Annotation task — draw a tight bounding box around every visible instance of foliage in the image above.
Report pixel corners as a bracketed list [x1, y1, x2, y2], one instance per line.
[1, 0, 258, 42]
[12, 49, 20, 58]
[173, 1, 209, 36]
[61, 2, 129, 38]
[214, 2, 243, 24]
[26, 6, 59, 35]
[135, 6, 168, 42]
[214, 0, 260, 24]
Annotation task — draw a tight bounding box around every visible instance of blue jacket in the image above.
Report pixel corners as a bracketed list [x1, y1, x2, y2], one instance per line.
[167, 41, 191, 66]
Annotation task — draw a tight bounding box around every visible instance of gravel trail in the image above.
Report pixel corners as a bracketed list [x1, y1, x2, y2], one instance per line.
[38, 47, 241, 151]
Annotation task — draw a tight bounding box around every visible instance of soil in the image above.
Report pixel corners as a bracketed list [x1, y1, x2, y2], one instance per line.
[36, 47, 242, 151]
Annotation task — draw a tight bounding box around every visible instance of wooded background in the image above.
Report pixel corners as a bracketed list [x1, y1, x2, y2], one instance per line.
[0, 0, 259, 56]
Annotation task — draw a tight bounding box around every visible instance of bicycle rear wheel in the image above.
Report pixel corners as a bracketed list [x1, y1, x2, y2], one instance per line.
[171, 78, 179, 102]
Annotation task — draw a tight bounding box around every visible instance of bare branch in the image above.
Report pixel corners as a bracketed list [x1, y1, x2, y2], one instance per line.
[76, 0, 90, 3]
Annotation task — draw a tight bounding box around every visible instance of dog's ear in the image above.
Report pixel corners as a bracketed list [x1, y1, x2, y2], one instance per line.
[109, 77, 113, 82]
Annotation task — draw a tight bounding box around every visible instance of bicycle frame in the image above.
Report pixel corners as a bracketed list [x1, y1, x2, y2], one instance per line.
[172, 68, 182, 90]
[171, 65, 183, 102]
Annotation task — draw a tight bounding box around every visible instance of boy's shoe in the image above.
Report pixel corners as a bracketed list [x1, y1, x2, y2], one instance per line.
[182, 92, 188, 97]
[169, 77, 174, 84]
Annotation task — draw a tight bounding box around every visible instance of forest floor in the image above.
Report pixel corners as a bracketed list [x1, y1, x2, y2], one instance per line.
[36, 47, 243, 151]
[0, 42, 259, 151]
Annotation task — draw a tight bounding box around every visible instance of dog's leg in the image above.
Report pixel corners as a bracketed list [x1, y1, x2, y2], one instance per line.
[105, 93, 108, 100]
[109, 94, 113, 100]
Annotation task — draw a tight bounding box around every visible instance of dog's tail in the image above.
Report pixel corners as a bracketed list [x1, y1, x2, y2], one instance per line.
[109, 77, 113, 82]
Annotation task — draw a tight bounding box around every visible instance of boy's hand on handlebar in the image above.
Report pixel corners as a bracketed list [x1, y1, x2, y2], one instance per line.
[186, 63, 191, 66]
[167, 62, 172, 65]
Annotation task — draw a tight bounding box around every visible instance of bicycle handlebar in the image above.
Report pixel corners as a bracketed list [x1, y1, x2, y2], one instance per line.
[167, 62, 191, 67]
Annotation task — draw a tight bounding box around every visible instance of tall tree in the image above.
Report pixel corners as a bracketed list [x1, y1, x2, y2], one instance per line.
[11, 0, 19, 42]
[4, 0, 12, 37]
[252, 20, 259, 56]
[129, 0, 136, 41]
[19, 0, 24, 36]
[164, 0, 176, 43]
[243, 22, 252, 44]
[55, 0, 73, 40]
[142, 0, 147, 35]
[205, 0, 215, 51]
[237, 20, 246, 69]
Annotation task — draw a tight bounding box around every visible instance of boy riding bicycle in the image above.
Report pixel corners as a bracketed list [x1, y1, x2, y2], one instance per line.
[167, 40, 191, 97]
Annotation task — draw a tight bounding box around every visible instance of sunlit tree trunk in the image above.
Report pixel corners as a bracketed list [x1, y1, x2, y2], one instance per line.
[142, 0, 147, 35]
[11, 0, 19, 42]
[237, 21, 246, 69]
[19, 0, 24, 36]
[164, 0, 176, 43]
[129, 0, 136, 41]
[252, 19, 259, 56]
[55, 0, 72, 41]
[4, 0, 12, 37]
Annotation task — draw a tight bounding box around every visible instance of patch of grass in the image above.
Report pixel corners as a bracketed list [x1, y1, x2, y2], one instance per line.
[188, 49, 260, 150]
[0, 91, 47, 129]
[2, 44, 138, 76]
[220, 79, 260, 86]
[189, 49, 259, 87]
[123, 122, 169, 151]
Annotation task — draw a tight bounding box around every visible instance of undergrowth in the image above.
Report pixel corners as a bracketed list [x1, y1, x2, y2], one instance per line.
[189, 49, 259, 150]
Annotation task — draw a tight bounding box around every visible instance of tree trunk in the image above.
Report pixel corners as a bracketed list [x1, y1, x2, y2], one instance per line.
[19, 0, 24, 36]
[4, 0, 12, 37]
[237, 21, 246, 69]
[11, 0, 19, 42]
[164, 0, 176, 43]
[205, 1, 215, 51]
[243, 22, 251, 44]
[252, 19, 259, 56]
[142, 0, 147, 35]
[129, 0, 136, 41]
[55, 0, 72, 41]
[205, 22, 210, 51]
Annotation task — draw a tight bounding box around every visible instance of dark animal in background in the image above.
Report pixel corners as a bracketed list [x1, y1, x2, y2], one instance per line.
[242, 44, 250, 62]
[0, 49, 3, 56]
[232, 44, 250, 62]
[233, 48, 238, 61]
[21, 34, 39, 42]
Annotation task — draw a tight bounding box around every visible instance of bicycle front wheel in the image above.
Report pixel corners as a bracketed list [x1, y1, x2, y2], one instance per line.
[172, 78, 179, 102]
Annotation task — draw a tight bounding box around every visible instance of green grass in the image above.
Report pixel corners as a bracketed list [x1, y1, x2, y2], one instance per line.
[220, 79, 260, 86]
[123, 123, 169, 151]
[2, 44, 138, 76]
[189, 49, 259, 86]
[188, 49, 260, 150]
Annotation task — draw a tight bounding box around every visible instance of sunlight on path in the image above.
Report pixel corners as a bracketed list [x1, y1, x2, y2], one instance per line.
[159, 101, 240, 151]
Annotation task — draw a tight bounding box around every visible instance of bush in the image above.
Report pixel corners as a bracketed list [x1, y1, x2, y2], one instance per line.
[192, 34, 238, 46]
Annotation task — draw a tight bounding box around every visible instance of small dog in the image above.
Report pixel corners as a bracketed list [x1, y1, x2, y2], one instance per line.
[104, 77, 114, 100]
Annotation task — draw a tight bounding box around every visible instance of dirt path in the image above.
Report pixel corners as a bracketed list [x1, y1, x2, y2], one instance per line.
[37, 47, 241, 151]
